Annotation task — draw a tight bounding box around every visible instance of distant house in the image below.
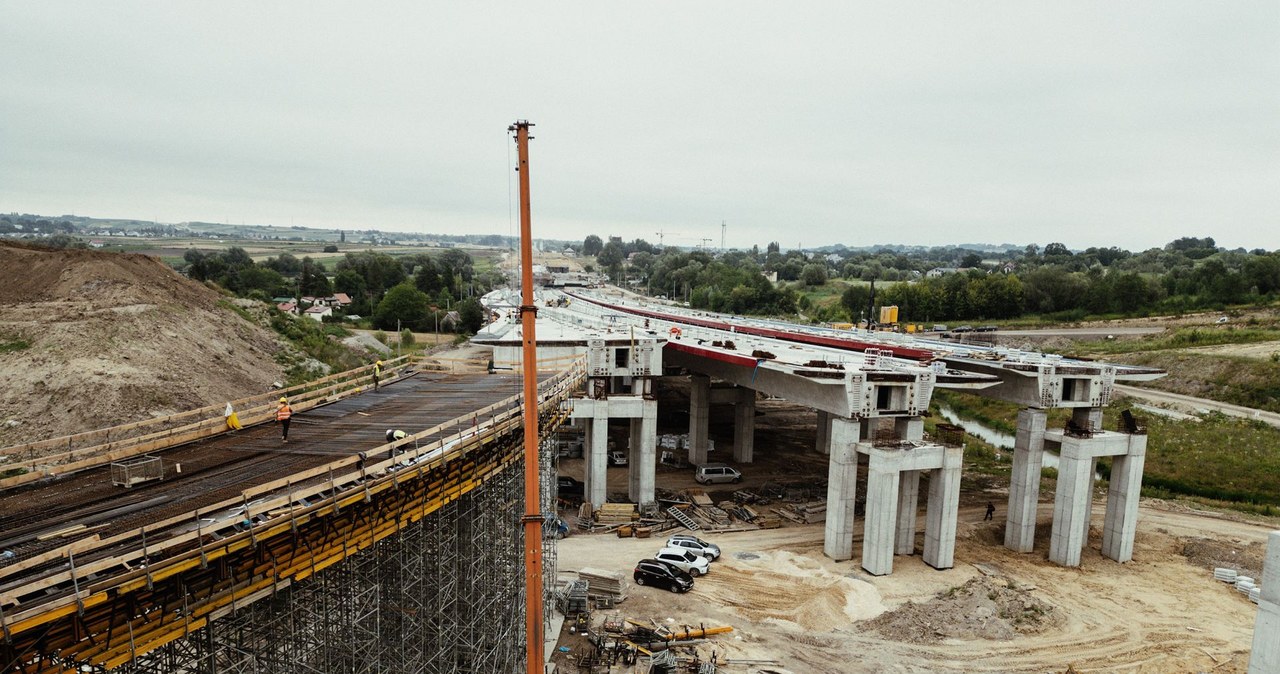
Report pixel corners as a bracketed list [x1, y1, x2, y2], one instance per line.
[926, 267, 958, 278]
[300, 296, 317, 307]
[332, 292, 353, 307]
[304, 305, 332, 321]
[825, 253, 843, 264]
[761, 270, 778, 283]
[440, 310, 462, 331]
[277, 301, 298, 315]
[89, 240, 105, 248]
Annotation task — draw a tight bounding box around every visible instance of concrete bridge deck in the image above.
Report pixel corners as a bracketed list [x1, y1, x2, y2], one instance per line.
[0, 363, 585, 673]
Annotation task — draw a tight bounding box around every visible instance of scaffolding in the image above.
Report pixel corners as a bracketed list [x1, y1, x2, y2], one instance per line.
[118, 461, 539, 674]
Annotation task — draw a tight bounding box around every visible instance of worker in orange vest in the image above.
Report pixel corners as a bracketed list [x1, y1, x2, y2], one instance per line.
[276, 397, 293, 443]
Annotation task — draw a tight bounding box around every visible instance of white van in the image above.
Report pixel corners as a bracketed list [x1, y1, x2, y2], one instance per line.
[694, 463, 741, 485]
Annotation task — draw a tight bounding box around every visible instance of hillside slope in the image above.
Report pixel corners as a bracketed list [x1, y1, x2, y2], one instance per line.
[0, 244, 289, 447]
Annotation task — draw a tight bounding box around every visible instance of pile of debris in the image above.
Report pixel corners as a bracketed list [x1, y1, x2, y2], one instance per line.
[659, 488, 775, 532]
[556, 613, 759, 674]
[577, 568, 627, 609]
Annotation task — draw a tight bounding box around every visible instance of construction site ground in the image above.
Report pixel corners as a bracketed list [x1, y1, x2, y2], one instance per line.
[553, 392, 1270, 673]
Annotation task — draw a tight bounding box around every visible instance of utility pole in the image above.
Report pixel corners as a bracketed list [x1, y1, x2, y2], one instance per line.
[509, 119, 545, 674]
[720, 220, 726, 252]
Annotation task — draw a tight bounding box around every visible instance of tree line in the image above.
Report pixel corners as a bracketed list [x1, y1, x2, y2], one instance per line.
[182, 247, 496, 333]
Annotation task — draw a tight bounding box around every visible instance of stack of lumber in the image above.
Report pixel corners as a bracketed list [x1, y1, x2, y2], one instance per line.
[578, 567, 627, 601]
[596, 502, 637, 525]
[687, 489, 714, 507]
[774, 499, 827, 524]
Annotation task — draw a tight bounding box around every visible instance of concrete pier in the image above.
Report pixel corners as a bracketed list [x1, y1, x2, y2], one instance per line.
[571, 395, 658, 507]
[822, 417, 861, 561]
[856, 436, 963, 575]
[922, 446, 963, 570]
[1005, 408, 1047, 553]
[895, 471, 921, 556]
[1249, 530, 1280, 674]
[688, 374, 710, 465]
[862, 459, 901, 575]
[1047, 423, 1146, 567]
[733, 388, 755, 463]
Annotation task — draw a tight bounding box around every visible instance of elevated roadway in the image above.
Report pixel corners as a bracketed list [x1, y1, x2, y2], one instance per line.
[0, 360, 585, 673]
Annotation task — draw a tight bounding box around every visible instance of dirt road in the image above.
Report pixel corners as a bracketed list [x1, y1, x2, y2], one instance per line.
[1117, 384, 1280, 429]
[556, 500, 1270, 673]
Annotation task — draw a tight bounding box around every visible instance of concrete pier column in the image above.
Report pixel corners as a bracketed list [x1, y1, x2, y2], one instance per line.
[688, 374, 710, 465]
[822, 418, 861, 561]
[1249, 531, 1280, 674]
[1005, 408, 1047, 552]
[627, 418, 642, 502]
[586, 405, 610, 507]
[733, 389, 756, 463]
[895, 471, 921, 556]
[636, 399, 657, 507]
[862, 456, 901, 576]
[1101, 434, 1146, 562]
[1073, 406, 1103, 433]
[894, 417, 924, 442]
[923, 446, 963, 570]
[815, 410, 832, 455]
[1048, 439, 1094, 567]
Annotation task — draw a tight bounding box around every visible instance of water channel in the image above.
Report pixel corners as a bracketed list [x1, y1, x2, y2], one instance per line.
[937, 405, 1066, 471]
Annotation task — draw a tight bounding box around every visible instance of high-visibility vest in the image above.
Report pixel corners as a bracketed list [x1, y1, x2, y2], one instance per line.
[276, 404, 292, 421]
[375, 363, 382, 376]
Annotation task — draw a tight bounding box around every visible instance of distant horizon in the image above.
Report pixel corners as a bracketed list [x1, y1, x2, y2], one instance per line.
[2, 208, 1251, 255]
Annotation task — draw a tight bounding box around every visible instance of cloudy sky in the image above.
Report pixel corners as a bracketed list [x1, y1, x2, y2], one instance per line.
[2, 2, 1277, 251]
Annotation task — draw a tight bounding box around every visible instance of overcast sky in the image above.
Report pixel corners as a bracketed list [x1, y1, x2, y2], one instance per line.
[2, 2, 1277, 251]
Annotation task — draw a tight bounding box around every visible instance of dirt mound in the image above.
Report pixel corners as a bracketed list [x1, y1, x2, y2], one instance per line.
[1180, 537, 1265, 578]
[0, 244, 288, 448]
[860, 575, 1060, 644]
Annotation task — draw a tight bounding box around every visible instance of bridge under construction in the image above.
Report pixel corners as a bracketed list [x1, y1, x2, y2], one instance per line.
[1, 359, 585, 673]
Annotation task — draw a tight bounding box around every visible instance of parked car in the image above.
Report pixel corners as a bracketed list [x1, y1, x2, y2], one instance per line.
[694, 463, 741, 485]
[665, 534, 721, 561]
[607, 448, 628, 466]
[953, 325, 974, 333]
[654, 547, 711, 577]
[557, 476, 584, 500]
[633, 558, 694, 593]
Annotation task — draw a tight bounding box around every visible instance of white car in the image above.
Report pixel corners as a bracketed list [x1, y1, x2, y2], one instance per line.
[665, 534, 721, 561]
[654, 547, 711, 577]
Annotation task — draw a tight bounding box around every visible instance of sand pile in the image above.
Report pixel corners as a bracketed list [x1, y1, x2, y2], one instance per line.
[861, 575, 1060, 643]
[0, 244, 289, 449]
[695, 550, 885, 630]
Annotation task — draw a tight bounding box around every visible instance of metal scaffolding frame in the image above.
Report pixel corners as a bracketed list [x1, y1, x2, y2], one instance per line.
[116, 457, 549, 674]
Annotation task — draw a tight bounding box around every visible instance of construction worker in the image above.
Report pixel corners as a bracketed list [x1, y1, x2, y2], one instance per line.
[276, 397, 293, 443]
[385, 429, 407, 442]
[373, 360, 383, 391]
[985, 501, 996, 521]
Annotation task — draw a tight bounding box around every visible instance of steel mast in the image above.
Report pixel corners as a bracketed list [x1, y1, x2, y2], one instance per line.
[510, 119, 545, 673]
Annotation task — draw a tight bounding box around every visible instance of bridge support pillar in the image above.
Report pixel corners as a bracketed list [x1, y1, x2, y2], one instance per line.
[1004, 408, 1047, 553]
[1250, 531, 1280, 674]
[628, 399, 658, 507]
[895, 471, 920, 556]
[688, 374, 710, 465]
[733, 388, 755, 463]
[822, 417, 862, 561]
[585, 406, 610, 507]
[922, 446, 963, 571]
[815, 410, 832, 455]
[856, 430, 962, 575]
[1047, 411, 1146, 567]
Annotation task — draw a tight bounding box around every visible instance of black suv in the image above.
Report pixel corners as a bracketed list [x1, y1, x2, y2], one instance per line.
[557, 476, 585, 500]
[633, 559, 694, 593]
